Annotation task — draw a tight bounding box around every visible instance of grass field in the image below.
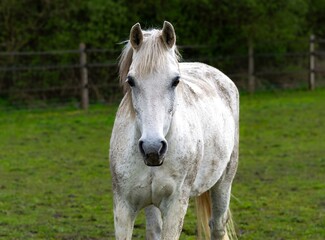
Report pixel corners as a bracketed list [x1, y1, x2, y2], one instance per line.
[0, 89, 324, 239]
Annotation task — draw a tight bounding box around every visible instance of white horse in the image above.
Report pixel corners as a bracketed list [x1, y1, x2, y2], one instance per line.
[110, 21, 239, 240]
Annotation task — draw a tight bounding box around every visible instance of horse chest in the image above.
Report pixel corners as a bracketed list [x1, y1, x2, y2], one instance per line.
[126, 169, 179, 208]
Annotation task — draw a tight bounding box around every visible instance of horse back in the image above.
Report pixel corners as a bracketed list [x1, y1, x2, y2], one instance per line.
[179, 62, 239, 122]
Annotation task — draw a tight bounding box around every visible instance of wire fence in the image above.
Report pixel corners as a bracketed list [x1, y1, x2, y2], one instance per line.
[0, 35, 324, 110]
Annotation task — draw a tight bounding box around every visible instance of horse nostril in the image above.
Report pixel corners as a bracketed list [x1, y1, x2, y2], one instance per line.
[139, 140, 145, 156]
[159, 140, 168, 156]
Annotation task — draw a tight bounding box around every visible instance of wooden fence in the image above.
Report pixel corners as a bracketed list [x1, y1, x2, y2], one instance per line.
[0, 35, 324, 110]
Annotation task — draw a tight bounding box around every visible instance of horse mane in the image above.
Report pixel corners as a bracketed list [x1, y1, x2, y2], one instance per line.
[118, 29, 181, 94]
[118, 42, 134, 93]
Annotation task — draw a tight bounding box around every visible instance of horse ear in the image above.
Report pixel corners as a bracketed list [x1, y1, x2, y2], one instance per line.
[161, 21, 176, 48]
[130, 23, 143, 50]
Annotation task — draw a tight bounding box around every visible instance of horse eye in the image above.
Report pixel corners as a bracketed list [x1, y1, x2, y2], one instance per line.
[172, 76, 180, 87]
[126, 76, 135, 87]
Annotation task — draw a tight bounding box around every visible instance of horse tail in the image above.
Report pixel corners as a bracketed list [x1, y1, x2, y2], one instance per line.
[196, 191, 211, 240]
[226, 208, 238, 240]
[195, 191, 237, 240]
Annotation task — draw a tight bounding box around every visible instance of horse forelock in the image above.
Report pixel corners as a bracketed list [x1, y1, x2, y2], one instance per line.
[118, 29, 180, 94]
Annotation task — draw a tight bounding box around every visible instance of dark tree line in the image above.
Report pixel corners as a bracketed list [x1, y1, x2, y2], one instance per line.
[0, 0, 324, 104]
[1, 0, 324, 52]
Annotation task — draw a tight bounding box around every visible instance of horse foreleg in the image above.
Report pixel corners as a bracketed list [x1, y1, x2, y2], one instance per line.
[145, 205, 162, 240]
[159, 196, 189, 240]
[113, 197, 136, 240]
[210, 152, 238, 240]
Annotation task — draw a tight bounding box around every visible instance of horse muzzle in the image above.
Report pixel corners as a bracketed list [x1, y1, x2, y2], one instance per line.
[139, 138, 167, 167]
[144, 153, 164, 166]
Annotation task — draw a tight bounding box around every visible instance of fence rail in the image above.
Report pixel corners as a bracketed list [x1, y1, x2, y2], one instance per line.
[0, 35, 324, 110]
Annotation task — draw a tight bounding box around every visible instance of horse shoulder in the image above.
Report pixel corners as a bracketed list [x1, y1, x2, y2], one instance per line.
[180, 62, 239, 120]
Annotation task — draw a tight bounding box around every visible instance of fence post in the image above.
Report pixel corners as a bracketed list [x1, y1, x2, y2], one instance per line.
[248, 39, 255, 93]
[309, 35, 315, 90]
[80, 43, 89, 110]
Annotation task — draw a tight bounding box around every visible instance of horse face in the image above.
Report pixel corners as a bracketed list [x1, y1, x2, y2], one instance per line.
[127, 67, 180, 167]
[127, 21, 180, 166]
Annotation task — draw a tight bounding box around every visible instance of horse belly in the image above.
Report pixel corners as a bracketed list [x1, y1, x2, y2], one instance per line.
[190, 153, 229, 197]
[190, 103, 236, 197]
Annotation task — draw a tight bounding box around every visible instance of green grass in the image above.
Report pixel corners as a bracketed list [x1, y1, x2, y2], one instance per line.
[0, 89, 324, 239]
[233, 89, 325, 239]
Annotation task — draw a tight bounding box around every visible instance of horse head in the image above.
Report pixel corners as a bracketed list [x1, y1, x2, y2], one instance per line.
[121, 21, 181, 166]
